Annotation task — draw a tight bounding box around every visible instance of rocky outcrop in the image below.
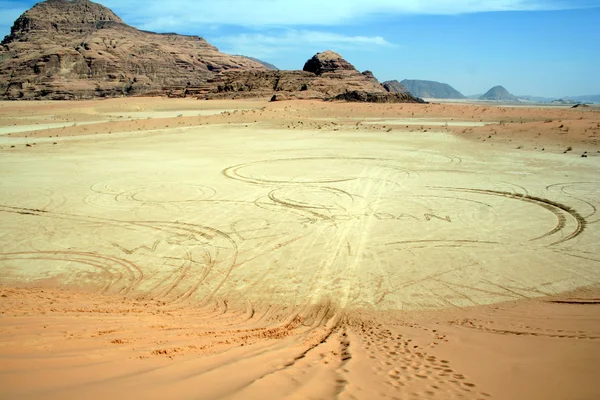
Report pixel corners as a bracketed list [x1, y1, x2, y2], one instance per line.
[479, 86, 518, 101]
[303, 51, 356, 75]
[203, 51, 425, 103]
[331, 91, 424, 103]
[0, 0, 266, 99]
[382, 80, 410, 94]
[204, 70, 319, 100]
[400, 80, 466, 99]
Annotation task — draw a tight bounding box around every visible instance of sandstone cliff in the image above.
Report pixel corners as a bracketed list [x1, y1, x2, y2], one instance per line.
[0, 0, 266, 99]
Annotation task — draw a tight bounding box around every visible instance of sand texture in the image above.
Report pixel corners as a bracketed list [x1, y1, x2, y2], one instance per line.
[1, 98, 599, 399]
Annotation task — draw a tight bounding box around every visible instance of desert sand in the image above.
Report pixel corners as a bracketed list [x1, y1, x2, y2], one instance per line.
[1, 98, 599, 400]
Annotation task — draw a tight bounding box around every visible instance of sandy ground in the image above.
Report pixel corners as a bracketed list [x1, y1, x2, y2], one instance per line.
[0, 98, 599, 399]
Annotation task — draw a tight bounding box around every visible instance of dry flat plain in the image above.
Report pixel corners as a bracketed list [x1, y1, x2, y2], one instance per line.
[1, 98, 599, 400]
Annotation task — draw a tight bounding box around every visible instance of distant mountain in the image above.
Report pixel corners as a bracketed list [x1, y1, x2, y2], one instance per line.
[479, 86, 518, 101]
[237, 56, 278, 70]
[550, 99, 578, 105]
[400, 80, 465, 99]
[563, 95, 600, 104]
[382, 80, 410, 94]
[516, 95, 554, 103]
[466, 93, 599, 104]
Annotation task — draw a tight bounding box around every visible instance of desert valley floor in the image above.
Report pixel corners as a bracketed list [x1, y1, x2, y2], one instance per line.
[0, 98, 599, 400]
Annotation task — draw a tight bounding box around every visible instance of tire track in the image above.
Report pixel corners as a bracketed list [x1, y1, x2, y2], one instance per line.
[0, 251, 142, 294]
[430, 187, 586, 245]
[0, 205, 238, 304]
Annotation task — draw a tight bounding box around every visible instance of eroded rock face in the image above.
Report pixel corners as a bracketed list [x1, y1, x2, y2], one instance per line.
[0, 0, 266, 99]
[204, 52, 425, 103]
[302, 50, 356, 75]
[332, 91, 425, 103]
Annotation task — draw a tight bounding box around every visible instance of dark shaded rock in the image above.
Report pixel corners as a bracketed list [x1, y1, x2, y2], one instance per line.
[303, 50, 356, 75]
[362, 70, 375, 79]
[270, 93, 289, 102]
[330, 91, 426, 103]
[382, 80, 410, 94]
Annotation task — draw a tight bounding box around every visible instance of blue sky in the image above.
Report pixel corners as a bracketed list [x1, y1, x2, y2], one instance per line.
[1, 0, 599, 97]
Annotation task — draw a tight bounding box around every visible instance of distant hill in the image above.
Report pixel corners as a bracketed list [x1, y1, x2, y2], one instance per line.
[564, 95, 600, 104]
[479, 86, 518, 101]
[516, 95, 554, 103]
[237, 56, 278, 70]
[550, 99, 578, 105]
[467, 93, 599, 104]
[400, 80, 465, 99]
[382, 80, 410, 94]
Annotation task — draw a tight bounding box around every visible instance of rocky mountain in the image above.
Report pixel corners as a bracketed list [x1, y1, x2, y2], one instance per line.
[382, 80, 410, 94]
[0, 1, 424, 104]
[204, 50, 424, 103]
[479, 86, 518, 101]
[236, 56, 278, 70]
[400, 80, 465, 99]
[0, 0, 267, 99]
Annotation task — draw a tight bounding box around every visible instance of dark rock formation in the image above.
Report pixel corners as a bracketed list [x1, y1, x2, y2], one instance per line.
[400, 80, 466, 99]
[302, 50, 355, 75]
[479, 86, 518, 101]
[382, 80, 410, 94]
[331, 91, 425, 103]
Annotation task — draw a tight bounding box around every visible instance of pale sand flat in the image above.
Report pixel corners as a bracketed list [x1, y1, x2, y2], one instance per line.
[0, 98, 599, 399]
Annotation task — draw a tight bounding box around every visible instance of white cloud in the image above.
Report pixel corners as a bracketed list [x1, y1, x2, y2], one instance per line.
[1, 0, 596, 38]
[101, 0, 598, 28]
[213, 30, 395, 57]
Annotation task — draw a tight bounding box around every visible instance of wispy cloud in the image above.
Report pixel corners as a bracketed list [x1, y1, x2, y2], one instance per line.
[101, 0, 598, 28]
[1, 0, 597, 37]
[213, 30, 395, 58]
